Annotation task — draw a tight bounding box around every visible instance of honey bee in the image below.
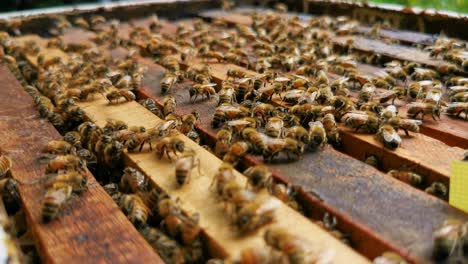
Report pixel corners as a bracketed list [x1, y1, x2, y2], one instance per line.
[155, 136, 185, 160]
[211, 163, 236, 197]
[265, 117, 284, 138]
[218, 85, 237, 105]
[437, 63, 459, 75]
[379, 86, 407, 104]
[139, 226, 186, 264]
[388, 170, 423, 187]
[376, 125, 401, 150]
[432, 220, 468, 260]
[106, 90, 136, 104]
[120, 167, 148, 193]
[74, 17, 89, 29]
[232, 198, 278, 234]
[212, 103, 249, 128]
[425, 182, 448, 199]
[46, 155, 86, 173]
[387, 117, 421, 136]
[103, 183, 121, 203]
[226, 117, 257, 134]
[411, 67, 439, 81]
[102, 140, 124, 168]
[175, 150, 200, 187]
[308, 121, 327, 149]
[159, 72, 179, 95]
[264, 227, 311, 263]
[343, 112, 380, 133]
[47, 170, 88, 193]
[215, 128, 232, 158]
[163, 96, 177, 116]
[450, 91, 468, 102]
[262, 137, 304, 162]
[241, 128, 268, 155]
[380, 105, 398, 121]
[161, 56, 181, 72]
[139, 98, 164, 118]
[252, 103, 276, 125]
[407, 102, 441, 121]
[119, 194, 150, 227]
[227, 69, 248, 80]
[223, 141, 251, 165]
[445, 102, 468, 120]
[42, 182, 72, 223]
[104, 119, 128, 133]
[285, 126, 309, 145]
[180, 111, 200, 135]
[0, 155, 13, 179]
[358, 83, 376, 103]
[189, 83, 217, 103]
[243, 165, 272, 191]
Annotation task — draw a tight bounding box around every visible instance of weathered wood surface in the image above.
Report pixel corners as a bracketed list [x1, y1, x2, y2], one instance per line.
[128, 54, 468, 263]
[0, 64, 162, 263]
[76, 95, 369, 263]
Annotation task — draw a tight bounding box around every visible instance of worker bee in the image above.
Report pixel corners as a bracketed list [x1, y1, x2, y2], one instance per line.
[46, 155, 86, 173]
[379, 86, 407, 104]
[226, 117, 257, 134]
[211, 163, 236, 196]
[212, 103, 249, 128]
[243, 165, 272, 191]
[223, 141, 251, 165]
[232, 198, 279, 234]
[322, 114, 341, 146]
[161, 56, 181, 72]
[189, 83, 217, 103]
[388, 170, 423, 187]
[74, 17, 90, 29]
[445, 102, 468, 120]
[285, 126, 309, 145]
[104, 119, 128, 133]
[42, 182, 73, 223]
[308, 121, 327, 149]
[432, 220, 468, 260]
[437, 63, 459, 75]
[264, 227, 311, 264]
[376, 125, 401, 150]
[450, 91, 468, 102]
[139, 98, 164, 118]
[226, 69, 248, 80]
[411, 67, 439, 81]
[139, 226, 186, 264]
[343, 112, 380, 133]
[447, 86, 468, 97]
[102, 140, 123, 168]
[241, 128, 268, 155]
[215, 128, 232, 158]
[106, 90, 136, 104]
[252, 103, 276, 125]
[46, 170, 88, 193]
[200, 51, 224, 62]
[218, 85, 237, 105]
[160, 72, 179, 94]
[265, 117, 284, 138]
[387, 117, 421, 136]
[120, 167, 149, 193]
[163, 96, 177, 116]
[155, 136, 185, 160]
[180, 111, 200, 135]
[407, 102, 441, 121]
[262, 137, 304, 162]
[175, 150, 201, 187]
[358, 83, 376, 103]
[119, 194, 150, 227]
[425, 182, 448, 199]
[0, 155, 13, 179]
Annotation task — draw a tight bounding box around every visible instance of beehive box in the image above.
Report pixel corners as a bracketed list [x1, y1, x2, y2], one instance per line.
[0, 0, 467, 263]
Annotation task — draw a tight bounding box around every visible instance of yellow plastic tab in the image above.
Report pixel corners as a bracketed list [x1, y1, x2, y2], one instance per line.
[449, 161, 468, 212]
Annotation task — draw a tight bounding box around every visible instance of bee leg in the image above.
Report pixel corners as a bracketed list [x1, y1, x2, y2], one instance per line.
[404, 129, 410, 136]
[431, 113, 437, 121]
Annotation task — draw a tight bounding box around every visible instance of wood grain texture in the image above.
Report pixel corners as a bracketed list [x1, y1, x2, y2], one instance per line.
[76, 95, 369, 263]
[0, 64, 162, 263]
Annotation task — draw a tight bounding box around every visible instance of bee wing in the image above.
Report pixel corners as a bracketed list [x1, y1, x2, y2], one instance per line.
[383, 130, 401, 143]
[308, 121, 324, 128]
[158, 120, 175, 131]
[237, 77, 251, 84]
[404, 119, 423, 126]
[275, 76, 290, 82]
[203, 83, 217, 87]
[292, 74, 309, 81]
[426, 91, 442, 102]
[255, 198, 281, 215]
[385, 105, 398, 113]
[227, 120, 251, 126]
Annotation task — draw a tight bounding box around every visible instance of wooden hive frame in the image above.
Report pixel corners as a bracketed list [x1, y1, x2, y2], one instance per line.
[0, 1, 467, 263]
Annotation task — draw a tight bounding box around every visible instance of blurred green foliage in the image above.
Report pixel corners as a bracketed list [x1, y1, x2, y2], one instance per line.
[364, 0, 468, 14]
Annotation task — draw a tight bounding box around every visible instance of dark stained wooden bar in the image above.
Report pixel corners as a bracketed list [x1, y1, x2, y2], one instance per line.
[0, 64, 163, 263]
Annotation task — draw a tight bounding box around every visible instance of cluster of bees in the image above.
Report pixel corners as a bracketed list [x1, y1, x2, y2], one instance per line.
[1, 5, 467, 263]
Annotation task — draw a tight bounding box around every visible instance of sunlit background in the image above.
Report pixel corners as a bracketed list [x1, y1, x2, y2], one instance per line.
[0, 0, 467, 14]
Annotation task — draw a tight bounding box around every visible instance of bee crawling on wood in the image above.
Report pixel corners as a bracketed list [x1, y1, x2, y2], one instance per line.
[407, 102, 441, 121]
[42, 182, 73, 223]
[445, 102, 468, 120]
[106, 89, 136, 104]
[388, 170, 423, 187]
[189, 83, 217, 103]
[175, 149, 201, 187]
[343, 111, 380, 133]
[119, 194, 150, 228]
[155, 136, 185, 161]
[243, 165, 272, 191]
[425, 182, 448, 200]
[376, 125, 401, 150]
[120, 167, 149, 193]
